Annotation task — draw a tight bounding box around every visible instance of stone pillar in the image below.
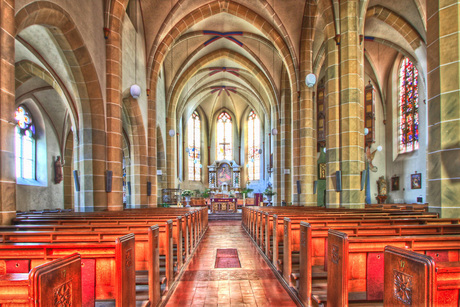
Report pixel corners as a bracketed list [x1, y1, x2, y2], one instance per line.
[279, 68, 292, 204]
[105, 0, 127, 211]
[166, 116, 177, 189]
[338, 0, 365, 208]
[147, 97, 157, 207]
[427, 1, 460, 217]
[63, 132, 74, 209]
[0, 0, 15, 224]
[325, 34, 341, 208]
[299, 0, 317, 206]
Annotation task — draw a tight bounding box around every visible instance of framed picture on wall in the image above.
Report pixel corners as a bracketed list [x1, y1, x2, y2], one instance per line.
[391, 176, 399, 191]
[319, 163, 326, 180]
[411, 173, 421, 189]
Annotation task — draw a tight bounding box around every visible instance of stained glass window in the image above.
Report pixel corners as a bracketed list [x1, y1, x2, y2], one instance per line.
[188, 111, 201, 181]
[216, 112, 232, 160]
[15, 106, 36, 180]
[248, 110, 260, 181]
[399, 58, 419, 153]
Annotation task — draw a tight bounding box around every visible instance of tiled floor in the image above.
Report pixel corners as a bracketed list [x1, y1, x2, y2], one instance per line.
[166, 220, 297, 306]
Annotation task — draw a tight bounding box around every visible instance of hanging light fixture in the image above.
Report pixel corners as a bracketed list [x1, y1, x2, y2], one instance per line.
[131, 9, 141, 99]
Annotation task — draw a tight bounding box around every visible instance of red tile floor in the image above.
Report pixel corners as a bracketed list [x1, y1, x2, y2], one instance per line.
[166, 220, 297, 306]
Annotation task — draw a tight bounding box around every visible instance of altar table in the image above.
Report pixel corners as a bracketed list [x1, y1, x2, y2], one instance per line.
[210, 198, 237, 213]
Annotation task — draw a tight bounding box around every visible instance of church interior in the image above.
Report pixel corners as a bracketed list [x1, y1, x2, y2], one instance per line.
[1, 0, 460, 306]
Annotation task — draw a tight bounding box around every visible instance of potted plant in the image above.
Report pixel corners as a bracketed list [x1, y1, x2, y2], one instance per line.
[182, 189, 194, 203]
[263, 187, 276, 204]
[241, 187, 254, 198]
[201, 188, 211, 198]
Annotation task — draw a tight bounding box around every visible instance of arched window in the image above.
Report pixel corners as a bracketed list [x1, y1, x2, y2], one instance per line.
[15, 106, 36, 180]
[248, 110, 260, 181]
[188, 111, 201, 181]
[216, 112, 232, 160]
[399, 58, 419, 153]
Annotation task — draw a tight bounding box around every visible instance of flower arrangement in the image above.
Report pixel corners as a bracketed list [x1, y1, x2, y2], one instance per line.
[241, 187, 254, 197]
[263, 187, 276, 196]
[181, 190, 194, 197]
[201, 188, 211, 198]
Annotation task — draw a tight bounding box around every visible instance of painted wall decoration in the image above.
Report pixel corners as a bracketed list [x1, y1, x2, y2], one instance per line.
[217, 164, 232, 187]
[391, 176, 400, 191]
[411, 173, 421, 189]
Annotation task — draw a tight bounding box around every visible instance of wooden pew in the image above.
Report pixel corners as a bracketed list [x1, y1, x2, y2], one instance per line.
[245, 206, 437, 251]
[12, 210, 210, 286]
[384, 245, 460, 306]
[326, 230, 460, 306]
[367, 203, 429, 212]
[14, 208, 208, 257]
[14, 216, 186, 272]
[0, 253, 81, 306]
[0, 233, 135, 307]
[0, 225, 166, 307]
[9, 207, 209, 306]
[295, 221, 460, 306]
[269, 213, 440, 273]
[242, 206, 438, 262]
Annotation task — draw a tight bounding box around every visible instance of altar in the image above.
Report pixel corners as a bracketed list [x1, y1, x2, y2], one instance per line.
[210, 197, 237, 213]
[207, 160, 241, 213]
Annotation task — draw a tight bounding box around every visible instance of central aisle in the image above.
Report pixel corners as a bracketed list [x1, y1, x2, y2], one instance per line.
[166, 220, 297, 306]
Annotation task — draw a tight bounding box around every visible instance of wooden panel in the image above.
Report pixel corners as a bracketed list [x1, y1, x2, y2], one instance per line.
[115, 233, 136, 307]
[30, 253, 82, 307]
[367, 252, 384, 300]
[6, 260, 29, 273]
[81, 258, 95, 307]
[327, 230, 349, 306]
[149, 225, 161, 307]
[384, 246, 434, 306]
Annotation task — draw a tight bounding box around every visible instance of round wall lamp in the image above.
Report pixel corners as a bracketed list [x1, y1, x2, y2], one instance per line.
[168, 129, 175, 137]
[130, 84, 141, 99]
[272, 128, 278, 135]
[305, 73, 317, 88]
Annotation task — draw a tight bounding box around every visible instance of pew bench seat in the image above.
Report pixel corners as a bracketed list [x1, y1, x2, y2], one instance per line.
[384, 246, 460, 306]
[0, 253, 81, 306]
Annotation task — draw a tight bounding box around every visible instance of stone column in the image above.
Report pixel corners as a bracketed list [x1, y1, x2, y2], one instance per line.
[427, 1, 460, 217]
[147, 97, 157, 207]
[0, 0, 15, 224]
[279, 68, 292, 204]
[338, 0, 365, 208]
[105, 0, 127, 211]
[324, 34, 341, 208]
[299, 0, 317, 206]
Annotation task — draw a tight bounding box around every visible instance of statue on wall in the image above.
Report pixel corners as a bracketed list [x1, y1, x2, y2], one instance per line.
[366, 146, 378, 172]
[377, 176, 387, 196]
[54, 156, 63, 184]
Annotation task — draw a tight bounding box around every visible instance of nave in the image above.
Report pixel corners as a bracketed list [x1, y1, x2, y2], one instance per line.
[166, 220, 296, 306]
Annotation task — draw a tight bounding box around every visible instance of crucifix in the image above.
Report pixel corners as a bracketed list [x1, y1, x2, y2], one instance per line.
[219, 140, 230, 158]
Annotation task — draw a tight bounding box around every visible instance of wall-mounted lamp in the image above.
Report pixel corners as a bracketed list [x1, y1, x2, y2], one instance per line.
[169, 129, 175, 137]
[272, 128, 278, 135]
[305, 73, 317, 88]
[130, 84, 141, 99]
[364, 127, 369, 136]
